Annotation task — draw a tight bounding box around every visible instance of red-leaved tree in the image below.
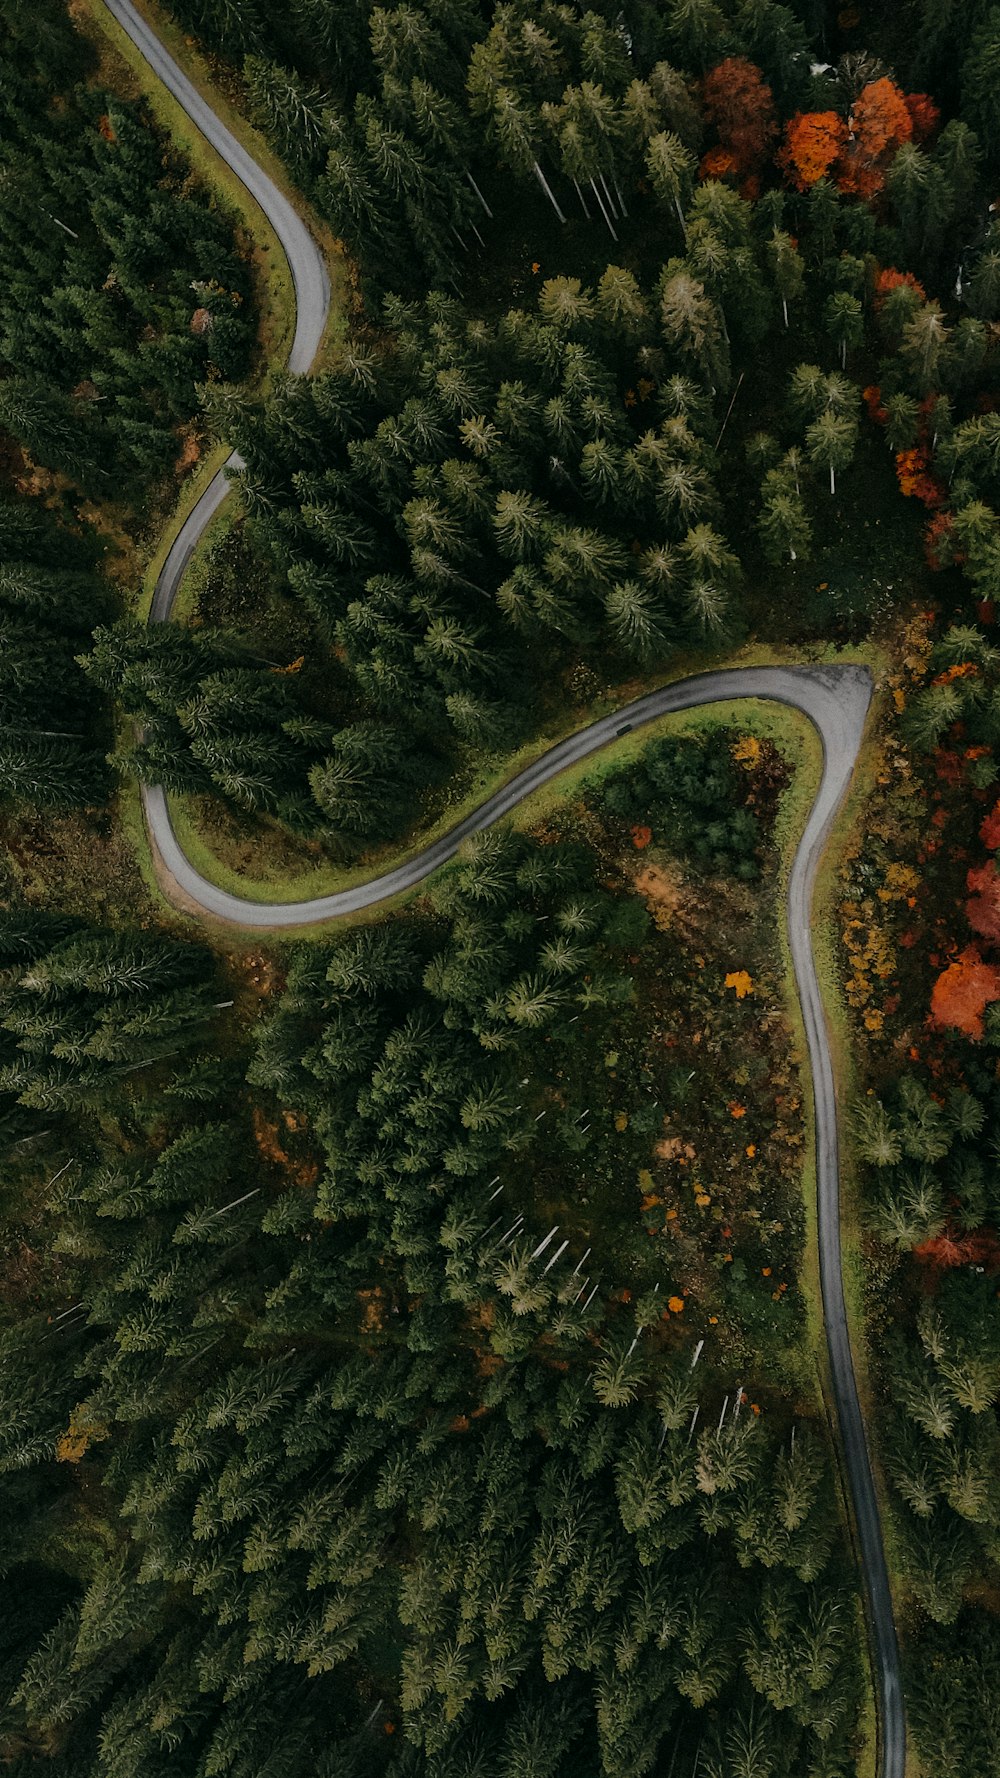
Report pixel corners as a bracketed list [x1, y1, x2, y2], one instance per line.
[903, 92, 941, 143]
[702, 58, 777, 176]
[981, 799, 1000, 849]
[967, 859, 1000, 944]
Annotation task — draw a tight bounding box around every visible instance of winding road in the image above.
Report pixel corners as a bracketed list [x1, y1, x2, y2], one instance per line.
[101, 4, 903, 1771]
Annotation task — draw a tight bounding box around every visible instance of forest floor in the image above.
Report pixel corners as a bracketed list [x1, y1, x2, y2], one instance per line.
[509, 705, 822, 1394]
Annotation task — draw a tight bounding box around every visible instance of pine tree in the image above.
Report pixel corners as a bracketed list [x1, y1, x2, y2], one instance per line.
[645, 132, 696, 236]
[805, 411, 858, 496]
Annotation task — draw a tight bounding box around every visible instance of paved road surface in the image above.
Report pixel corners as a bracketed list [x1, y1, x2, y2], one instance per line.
[102, 0, 329, 620]
[100, 6, 904, 1772]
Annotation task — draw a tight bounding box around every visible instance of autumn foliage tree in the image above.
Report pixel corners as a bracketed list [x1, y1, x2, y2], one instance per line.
[777, 80, 924, 200]
[965, 860, 1000, 944]
[904, 93, 941, 144]
[777, 111, 846, 190]
[980, 798, 1000, 850]
[929, 945, 1000, 1039]
[701, 58, 777, 186]
[839, 78, 914, 199]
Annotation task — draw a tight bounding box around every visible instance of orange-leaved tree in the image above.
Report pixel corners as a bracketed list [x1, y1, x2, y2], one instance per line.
[838, 77, 913, 198]
[913, 1225, 1000, 1269]
[699, 145, 740, 182]
[779, 85, 931, 203]
[874, 267, 927, 308]
[929, 944, 1000, 1038]
[894, 445, 945, 506]
[777, 111, 846, 190]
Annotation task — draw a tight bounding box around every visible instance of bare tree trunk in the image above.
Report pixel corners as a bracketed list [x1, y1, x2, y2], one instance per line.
[830, 463, 836, 497]
[673, 194, 687, 242]
[465, 169, 493, 217]
[590, 176, 618, 241]
[599, 171, 619, 220]
[532, 161, 567, 224]
[41, 206, 79, 238]
[782, 297, 789, 329]
[612, 175, 628, 218]
[712, 370, 744, 452]
[841, 338, 847, 370]
[573, 177, 591, 220]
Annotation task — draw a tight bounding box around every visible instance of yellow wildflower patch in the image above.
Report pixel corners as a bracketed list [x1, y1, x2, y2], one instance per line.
[56, 1406, 109, 1465]
[731, 734, 762, 769]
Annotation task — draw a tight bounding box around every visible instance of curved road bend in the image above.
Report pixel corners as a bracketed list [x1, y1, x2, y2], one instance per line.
[101, 0, 330, 620]
[150, 664, 903, 1777]
[101, 5, 903, 1771]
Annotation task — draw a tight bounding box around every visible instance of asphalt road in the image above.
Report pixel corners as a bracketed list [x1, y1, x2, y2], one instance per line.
[101, 6, 904, 1771]
[102, 0, 329, 621]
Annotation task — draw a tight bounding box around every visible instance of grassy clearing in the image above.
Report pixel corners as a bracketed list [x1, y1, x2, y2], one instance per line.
[568, 701, 821, 1376]
[1, 790, 160, 931]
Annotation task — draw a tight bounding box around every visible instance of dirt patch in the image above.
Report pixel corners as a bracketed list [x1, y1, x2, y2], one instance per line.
[634, 860, 703, 937]
[2, 804, 158, 927]
[252, 1106, 318, 1187]
[654, 1134, 697, 1163]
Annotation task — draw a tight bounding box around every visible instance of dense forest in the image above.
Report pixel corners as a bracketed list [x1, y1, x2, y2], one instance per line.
[0, 1, 255, 495]
[4, 0, 1000, 1773]
[0, 0, 256, 813]
[0, 815, 860, 1777]
[73, 2, 1000, 869]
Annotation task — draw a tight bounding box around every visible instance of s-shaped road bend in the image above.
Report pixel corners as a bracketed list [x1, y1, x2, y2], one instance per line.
[101, 4, 904, 1770]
